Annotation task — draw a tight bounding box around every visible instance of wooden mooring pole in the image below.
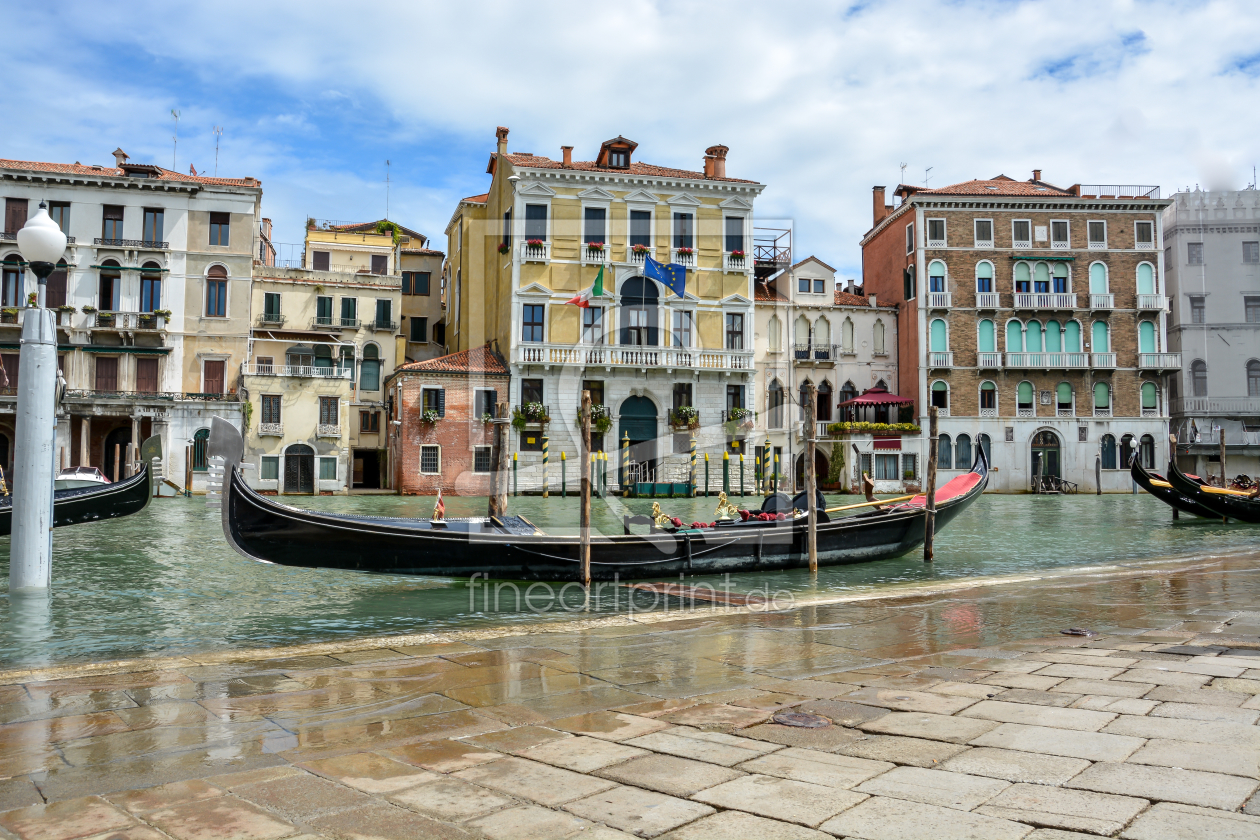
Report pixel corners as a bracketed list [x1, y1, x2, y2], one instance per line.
[1220, 427, 1228, 486]
[579, 390, 592, 588]
[805, 383, 818, 574]
[924, 406, 939, 562]
[488, 401, 508, 518]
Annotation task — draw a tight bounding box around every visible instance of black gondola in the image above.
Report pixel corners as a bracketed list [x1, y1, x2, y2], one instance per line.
[208, 417, 988, 581]
[0, 463, 152, 536]
[1166, 457, 1260, 523]
[1130, 455, 1219, 519]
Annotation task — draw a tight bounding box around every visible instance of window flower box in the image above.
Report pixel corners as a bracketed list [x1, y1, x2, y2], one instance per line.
[512, 402, 550, 430]
[576, 404, 612, 434]
[825, 421, 922, 436]
[669, 405, 700, 431]
[632, 244, 651, 255]
[676, 247, 694, 256]
[723, 407, 754, 435]
[421, 409, 440, 424]
[1, 309, 18, 324]
[586, 242, 605, 252]
[497, 242, 510, 255]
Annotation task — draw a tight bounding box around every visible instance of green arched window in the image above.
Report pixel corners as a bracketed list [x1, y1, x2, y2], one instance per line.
[1138, 321, 1156, 353]
[1052, 264, 1069, 293]
[1089, 262, 1108, 294]
[978, 319, 995, 353]
[976, 262, 993, 293]
[1137, 263, 1155, 295]
[1141, 381, 1158, 409]
[361, 343, 381, 391]
[1064, 320, 1082, 352]
[1006, 320, 1023, 352]
[1092, 321, 1109, 353]
[1033, 262, 1051, 293]
[1018, 381, 1034, 408]
[192, 428, 210, 472]
[1045, 319, 1062, 352]
[1026, 320, 1043, 352]
[1056, 382, 1073, 409]
[930, 319, 948, 352]
[1094, 381, 1110, 409]
[928, 260, 947, 293]
[1014, 263, 1031, 293]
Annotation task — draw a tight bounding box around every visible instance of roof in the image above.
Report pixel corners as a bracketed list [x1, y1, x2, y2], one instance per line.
[461, 193, 488, 204]
[792, 256, 836, 272]
[918, 176, 1073, 197]
[834, 291, 874, 307]
[503, 153, 757, 184]
[0, 158, 260, 188]
[328, 219, 427, 242]
[396, 343, 509, 377]
[754, 282, 788, 303]
[401, 248, 445, 257]
[837, 386, 914, 408]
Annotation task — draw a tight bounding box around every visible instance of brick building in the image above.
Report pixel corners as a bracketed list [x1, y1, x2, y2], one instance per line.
[386, 343, 509, 495]
[861, 172, 1178, 493]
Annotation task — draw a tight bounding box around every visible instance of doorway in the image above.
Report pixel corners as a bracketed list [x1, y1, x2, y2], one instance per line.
[1031, 430, 1061, 483]
[103, 426, 132, 481]
[353, 448, 380, 489]
[618, 396, 658, 481]
[284, 444, 315, 494]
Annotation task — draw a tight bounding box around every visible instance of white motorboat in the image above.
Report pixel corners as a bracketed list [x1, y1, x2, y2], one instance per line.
[55, 466, 112, 491]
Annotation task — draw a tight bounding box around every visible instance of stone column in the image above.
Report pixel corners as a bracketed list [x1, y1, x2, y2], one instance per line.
[79, 414, 90, 467]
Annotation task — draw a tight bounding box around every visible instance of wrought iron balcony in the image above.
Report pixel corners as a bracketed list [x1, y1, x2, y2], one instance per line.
[369, 319, 397, 332]
[93, 311, 166, 330]
[793, 343, 839, 361]
[516, 342, 753, 372]
[257, 314, 286, 326]
[312, 316, 360, 330]
[94, 238, 168, 249]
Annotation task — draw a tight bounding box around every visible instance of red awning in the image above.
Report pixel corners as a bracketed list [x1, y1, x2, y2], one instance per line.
[836, 386, 915, 408]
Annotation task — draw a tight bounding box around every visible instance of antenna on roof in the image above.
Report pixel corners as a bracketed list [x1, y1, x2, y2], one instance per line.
[925, 166, 934, 188]
[212, 126, 223, 176]
[386, 160, 391, 219]
[899, 162, 907, 185]
[171, 109, 180, 170]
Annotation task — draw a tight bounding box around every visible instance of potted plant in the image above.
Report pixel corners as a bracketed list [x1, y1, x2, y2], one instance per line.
[513, 402, 550, 429]
[81, 305, 97, 314]
[575, 405, 613, 434]
[1, 308, 18, 324]
[669, 405, 700, 431]
[728, 249, 745, 261]
[724, 407, 753, 434]
[676, 246, 694, 256]
[631, 244, 651, 255]
[26, 292, 36, 308]
[586, 241, 605, 254]
[498, 242, 511, 254]
[482, 412, 495, 425]
[421, 409, 440, 424]
[526, 238, 545, 248]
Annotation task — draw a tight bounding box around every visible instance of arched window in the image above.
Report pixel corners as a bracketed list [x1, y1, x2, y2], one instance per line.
[140, 262, 162, 312]
[1248, 360, 1260, 397]
[360, 343, 381, 390]
[978, 319, 996, 353]
[931, 380, 949, 410]
[1026, 320, 1043, 352]
[938, 433, 953, 469]
[768, 380, 785, 428]
[930, 319, 948, 352]
[99, 258, 122, 312]
[794, 314, 811, 350]
[1089, 262, 1108, 294]
[1139, 434, 1156, 469]
[1137, 263, 1155, 295]
[799, 379, 812, 423]
[192, 428, 210, 472]
[1100, 434, 1117, 469]
[1092, 321, 1109, 353]
[840, 380, 858, 420]
[977, 433, 992, 466]
[1052, 264, 1069, 294]
[313, 344, 334, 371]
[1141, 381, 1158, 413]
[205, 264, 228, 317]
[1006, 320, 1024, 352]
[955, 433, 972, 469]
[619, 276, 659, 346]
[340, 346, 355, 381]
[980, 381, 997, 414]
[1018, 381, 1034, 414]
[1033, 262, 1051, 293]
[1056, 382, 1073, 413]
[976, 261, 993, 294]
[1120, 434, 1136, 468]
[815, 316, 833, 352]
[873, 319, 885, 354]
[1138, 321, 1156, 353]
[1064, 320, 1082, 352]
[838, 316, 851, 352]
[1045, 319, 1062, 352]
[1, 253, 25, 308]
[1191, 360, 1207, 397]
[1014, 262, 1031, 293]
[1094, 381, 1111, 413]
[767, 315, 781, 351]
[928, 260, 946, 293]
[817, 381, 832, 422]
[875, 379, 888, 389]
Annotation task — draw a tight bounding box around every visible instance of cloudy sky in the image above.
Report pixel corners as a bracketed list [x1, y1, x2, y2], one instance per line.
[2, 1, 1257, 277]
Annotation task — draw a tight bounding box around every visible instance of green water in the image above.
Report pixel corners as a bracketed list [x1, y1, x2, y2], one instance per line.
[1, 490, 1257, 667]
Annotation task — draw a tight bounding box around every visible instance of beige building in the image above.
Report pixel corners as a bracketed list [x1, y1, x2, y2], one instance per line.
[399, 243, 446, 364]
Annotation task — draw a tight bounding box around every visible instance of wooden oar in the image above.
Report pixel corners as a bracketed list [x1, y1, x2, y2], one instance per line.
[825, 495, 915, 513]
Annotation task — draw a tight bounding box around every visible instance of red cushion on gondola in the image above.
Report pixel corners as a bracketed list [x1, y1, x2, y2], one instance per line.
[906, 472, 983, 507]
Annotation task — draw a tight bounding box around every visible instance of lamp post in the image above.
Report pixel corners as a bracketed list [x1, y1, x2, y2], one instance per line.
[11, 202, 67, 591]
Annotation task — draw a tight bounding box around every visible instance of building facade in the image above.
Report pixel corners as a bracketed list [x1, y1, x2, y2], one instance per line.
[0, 150, 257, 491]
[400, 245, 446, 365]
[861, 173, 1177, 493]
[444, 128, 764, 491]
[1163, 188, 1260, 479]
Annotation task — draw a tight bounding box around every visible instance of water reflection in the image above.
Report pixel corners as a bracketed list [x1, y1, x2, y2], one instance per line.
[1, 491, 1257, 667]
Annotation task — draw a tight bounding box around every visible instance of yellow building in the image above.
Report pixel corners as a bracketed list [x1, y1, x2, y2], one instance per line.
[444, 128, 765, 489]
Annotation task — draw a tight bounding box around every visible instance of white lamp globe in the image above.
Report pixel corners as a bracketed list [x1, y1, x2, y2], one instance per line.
[16, 202, 68, 265]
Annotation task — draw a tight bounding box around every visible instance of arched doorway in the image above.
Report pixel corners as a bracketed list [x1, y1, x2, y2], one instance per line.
[103, 426, 132, 481]
[1031, 430, 1061, 482]
[284, 444, 315, 494]
[618, 396, 658, 482]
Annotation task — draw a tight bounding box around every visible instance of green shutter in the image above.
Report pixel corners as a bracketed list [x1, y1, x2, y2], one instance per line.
[1026, 321, 1043, 352]
[978, 319, 995, 353]
[930, 319, 948, 352]
[1090, 263, 1107, 294]
[1064, 320, 1082, 352]
[1006, 320, 1023, 352]
[1044, 320, 1062, 352]
[1137, 263, 1154, 295]
[1092, 321, 1109, 352]
[1018, 382, 1033, 403]
[1139, 321, 1156, 353]
[1142, 382, 1157, 408]
[1056, 382, 1072, 404]
[1094, 382, 1110, 408]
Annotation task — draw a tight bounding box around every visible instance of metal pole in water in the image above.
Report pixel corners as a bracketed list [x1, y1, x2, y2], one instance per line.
[805, 382, 818, 574]
[704, 452, 709, 497]
[1220, 427, 1227, 487]
[580, 390, 591, 587]
[689, 434, 697, 497]
[739, 452, 745, 497]
[512, 452, 518, 497]
[489, 401, 508, 518]
[924, 406, 939, 562]
[723, 450, 730, 494]
[561, 450, 566, 499]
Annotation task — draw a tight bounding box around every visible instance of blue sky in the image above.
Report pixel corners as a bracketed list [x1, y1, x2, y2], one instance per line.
[3, 0, 1258, 278]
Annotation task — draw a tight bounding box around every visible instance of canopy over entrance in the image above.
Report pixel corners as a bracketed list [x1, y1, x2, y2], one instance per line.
[836, 385, 914, 409]
[836, 385, 914, 424]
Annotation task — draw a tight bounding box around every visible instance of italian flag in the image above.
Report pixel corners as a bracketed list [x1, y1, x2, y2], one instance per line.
[566, 265, 604, 308]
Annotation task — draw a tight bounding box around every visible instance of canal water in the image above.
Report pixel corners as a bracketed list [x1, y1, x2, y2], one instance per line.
[1, 490, 1257, 667]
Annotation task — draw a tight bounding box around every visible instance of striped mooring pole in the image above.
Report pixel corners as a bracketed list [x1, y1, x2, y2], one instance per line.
[723, 450, 730, 494]
[542, 436, 549, 498]
[621, 432, 630, 498]
[740, 453, 745, 497]
[762, 446, 771, 495]
[512, 452, 518, 497]
[704, 452, 710, 497]
[773, 451, 781, 493]
[561, 451, 566, 498]
[689, 435, 697, 497]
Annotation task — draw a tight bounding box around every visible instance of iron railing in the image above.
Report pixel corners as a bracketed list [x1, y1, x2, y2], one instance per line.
[94, 238, 169, 249]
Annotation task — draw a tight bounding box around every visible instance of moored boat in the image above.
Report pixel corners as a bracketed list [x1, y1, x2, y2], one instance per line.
[0, 462, 151, 536]
[1130, 455, 1218, 519]
[1166, 457, 1260, 524]
[55, 466, 111, 491]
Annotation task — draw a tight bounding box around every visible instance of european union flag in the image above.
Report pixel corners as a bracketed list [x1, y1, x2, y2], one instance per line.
[644, 255, 687, 298]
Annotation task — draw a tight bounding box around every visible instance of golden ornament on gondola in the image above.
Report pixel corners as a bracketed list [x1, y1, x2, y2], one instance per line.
[714, 491, 740, 521]
[650, 502, 672, 529]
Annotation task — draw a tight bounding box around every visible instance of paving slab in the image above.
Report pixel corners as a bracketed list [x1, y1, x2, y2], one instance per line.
[836, 734, 972, 767]
[793, 699, 892, 726]
[1070, 696, 1158, 715]
[993, 689, 1081, 708]
[819, 795, 1033, 840]
[517, 734, 648, 772]
[959, 700, 1116, 732]
[1068, 761, 1259, 810]
[1128, 737, 1260, 778]
[307, 802, 477, 840]
[1050, 678, 1155, 698]
[0, 796, 137, 840]
[840, 688, 980, 715]
[145, 795, 300, 840]
[1150, 701, 1260, 723]
[1024, 830, 1119, 840]
[452, 756, 617, 805]
[1144, 685, 1249, 707]
[976, 783, 1149, 836]
[855, 765, 1009, 811]
[1031, 664, 1127, 681]
[595, 753, 745, 797]
[929, 681, 1001, 699]
[656, 703, 771, 730]
[692, 773, 866, 828]
[737, 747, 892, 788]
[1119, 801, 1260, 840]
[231, 773, 375, 820]
[465, 804, 619, 840]
[624, 727, 781, 766]
[857, 711, 999, 744]
[460, 724, 570, 753]
[384, 739, 502, 773]
[551, 711, 669, 742]
[565, 785, 715, 838]
[1103, 714, 1260, 747]
[942, 747, 1091, 785]
[979, 674, 1067, 691]
[738, 721, 867, 751]
[1134, 659, 1246, 677]
[388, 775, 515, 822]
[1214, 678, 1260, 695]
[1114, 669, 1212, 688]
[1035, 653, 1140, 668]
[297, 752, 439, 794]
[970, 723, 1145, 762]
[657, 810, 832, 839]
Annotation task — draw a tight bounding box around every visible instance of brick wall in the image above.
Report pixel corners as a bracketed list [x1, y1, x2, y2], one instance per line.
[391, 371, 508, 495]
[861, 207, 918, 402]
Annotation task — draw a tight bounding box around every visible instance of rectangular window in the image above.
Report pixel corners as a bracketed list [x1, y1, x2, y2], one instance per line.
[974, 219, 993, 247]
[421, 388, 445, 416]
[798, 277, 809, 293]
[206, 277, 227, 317]
[255, 356, 274, 374]
[360, 410, 380, 433]
[904, 266, 916, 300]
[1012, 220, 1031, 247]
[902, 453, 917, 480]
[502, 210, 511, 248]
[671, 309, 692, 348]
[1136, 221, 1154, 247]
[319, 396, 339, 426]
[263, 292, 281, 320]
[726, 383, 745, 410]
[3, 198, 28, 235]
[521, 378, 544, 405]
[370, 254, 388, 275]
[475, 389, 498, 418]
[97, 273, 119, 311]
[319, 457, 337, 481]
[143, 208, 163, 244]
[313, 295, 332, 325]
[203, 360, 225, 394]
[926, 218, 945, 246]
[725, 313, 744, 350]
[412, 271, 430, 295]
[48, 202, 70, 234]
[94, 356, 119, 391]
[581, 380, 604, 409]
[1245, 296, 1260, 323]
[401, 272, 410, 294]
[262, 394, 281, 425]
[582, 307, 604, 344]
[905, 222, 914, 254]
[209, 212, 230, 246]
[420, 445, 441, 474]
[875, 453, 900, 480]
[102, 205, 124, 241]
[375, 299, 392, 328]
[1087, 220, 1106, 247]
[340, 297, 356, 325]
[525, 204, 547, 240]
[0, 354, 17, 390]
[522, 304, 544, 342]
[1244, 242, 1259, 264]
[724, 216, 743, 252]
[1051, 220, 1070, 247]
[1190, 296, 1205, 324]
[410, 316, 428, 342]
[630, 210, 652, 247]
[519, 432, 543, 452]
[140, 273, 161, 312]
[813, 278, 825, 294]
[312, 250, 330, 271]
[672, 212, 694, 249]
[136, 357, 159, 393]
[473, 446, 492, 473]
[1187, 242, 1203, 264]
[583, 207, 607, 245]
[261, 456, 279, 481]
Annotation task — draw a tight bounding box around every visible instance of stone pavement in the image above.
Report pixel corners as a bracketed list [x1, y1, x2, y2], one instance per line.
[1, 557, 1260, 838]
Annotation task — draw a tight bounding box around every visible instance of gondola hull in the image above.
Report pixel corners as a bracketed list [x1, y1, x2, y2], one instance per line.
[1130, 457, 1218, 519]
[1167, 459, 1260, 523]
[0, 464, 152, 536]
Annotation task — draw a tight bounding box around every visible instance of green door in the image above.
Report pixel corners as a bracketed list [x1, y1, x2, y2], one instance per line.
[618, 396, 658, 478]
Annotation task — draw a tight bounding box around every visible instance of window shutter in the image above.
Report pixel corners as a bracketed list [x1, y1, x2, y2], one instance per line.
[438, 389, 445, 417]
[488, 389, 497, 416]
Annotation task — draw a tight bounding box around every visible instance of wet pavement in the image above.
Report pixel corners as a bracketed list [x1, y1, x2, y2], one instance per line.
[1, 552, 1259, 838]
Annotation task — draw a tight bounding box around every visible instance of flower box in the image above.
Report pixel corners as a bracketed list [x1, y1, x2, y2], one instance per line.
[585, 242, 605, 252]
[676, 247, 694, 256]
[631, 244, 651, 254]
[526, 239, 545, 247]
[669, 406, 700, 431]
[497, 242, 510, 254]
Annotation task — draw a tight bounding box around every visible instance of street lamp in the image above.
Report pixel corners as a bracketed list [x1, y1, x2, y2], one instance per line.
[11, 202, 67, 591]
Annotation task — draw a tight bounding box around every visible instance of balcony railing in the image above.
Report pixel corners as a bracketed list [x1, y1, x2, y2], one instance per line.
[928, 293, 951, 309]
[1094, 407, 1112, 417]
[241, 363, 352, 379]
[317, 424, 342, 438]
[312, 316, 360, 330]
[1136, 294, 1167, 310]
[1013, 293, 1077, 310]
[516, 342, 752, 371]
[258, 423, 283, 436]
[1092, 353, 1117, 368]
[1136, 241, 1155, 250]
[628, 245, 654, 266]
[1141, 407, 1160, 417]
[0, 232, 14, 241]
[1090, 294, 1114, 310]
[1005, 352, 1089, 369]
[980, 407, 998, 418]
[976, 293, 1000, 309]
[520, 240, 550, 263]
[723, 252, 748, 273]
[93, 311, 166, 330]
[581, 244, 608, 266]
[977, 352, 1002, 368]
[257, 314, 285, 326]
[1013, 240, 1031, 250]
[1057, 407, 1076, 417]
[369, 320, 397, 332]
[1172, 397, 1260, 416]
[1138, 352, 1181, 370]
[94, 238, 168, 249]
[1017, 407, 1035, 417]
[1052, 240, 1071, 250]
[1088, 241, 1107, 250]
[928, 352, 954, 368]
[793, 343, 839, 361]
[671, 248, 696, 268]
[1079, 185, 1161, 199]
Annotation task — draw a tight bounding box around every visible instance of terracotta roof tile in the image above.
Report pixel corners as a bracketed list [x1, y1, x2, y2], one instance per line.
[504, 153, 758, 184]
[461, 193, 489, 204]
[754, 283, 788, 303]
[834, 291, 874, 307]
[401, 248, 444, 257]
[397, 343, 509, 376]
[791, 256, 836, 272]
[921, 177, 1073, 197]
[0, 158, 260, 188]
[327, 219, 427, 241]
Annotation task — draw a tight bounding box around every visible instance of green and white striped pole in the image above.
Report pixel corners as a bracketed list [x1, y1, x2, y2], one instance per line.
[621, 432, 630, 498]
[689, 435, 697, 497]
[740, 452, 745, 497]
[542, 436, 549, 498]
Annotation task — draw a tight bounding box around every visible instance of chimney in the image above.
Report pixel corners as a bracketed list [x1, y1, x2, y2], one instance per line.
[872, 186, 887, 225]
[495, 126, 510, 155]
[1032, 169, 1042, 182]
[561, 145, 573, 166]
[112, 147, 129, 168]
[703, 155, 715, 178]
[705, 145, 728, 178]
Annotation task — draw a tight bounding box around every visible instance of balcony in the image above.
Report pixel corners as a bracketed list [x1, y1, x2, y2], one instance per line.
[1092, 353, 1117, 368]
[312, 316, 360, 330]
[1136, 241, 1155, 251]
[793, 343, 839, 362]
[581, 243, 608, 266]
[978, 352, 1003, 368]
[1057, 407, 1076, 417]
[241, 363, 352, 379]
[723, 252, 749, 273]
[976, 293, 1000, 309]
[515, 342, 753, 372]
[1090, 294, 1114, 310]
[628, 245, 655, 266]
[1078, 185, 1161, 199]
[93, 311, 166, 330]
[1172, 397, 1260, 416]
[928, 352, 954, 368]
[1013, 293, 1077, 310]
[1136, 294, 1167, 311]
[257, 314, 286, 327]
[1005, 352, 1089, 369]
[1138, 352, 1181, 370]
[928, 293, 952, 309]
[94, 238, 168, 249]
[1013, 240, 1032, 250]
[1094, 407, 1112, 417]
[1052, 240, 1071, 250]
[520, 240, 550, 263]
[258, 423, 283, 436]
[1017, 407, 1035, 418]
[927, 239, 946, 249]
[369, 320, 397, 332]
[1088, 241, 1107, 250]
[316, 424, 342, 438]
[671, 248, 696, 269]
[980, 407, 998, 418]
